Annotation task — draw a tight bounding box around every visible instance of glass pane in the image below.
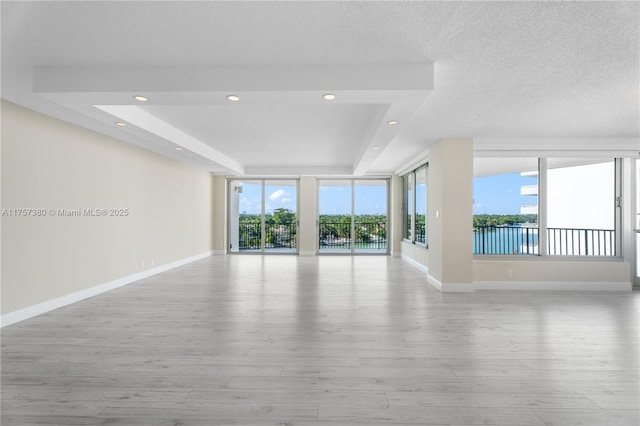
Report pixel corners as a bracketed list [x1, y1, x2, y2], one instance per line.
[264, 180, 297, 253]
[547, 158, 615, 256]
[415, 166, 427, 246]
[473, 158, 539, 255]
[230, 180, 262, 252]
[404, 174, 413, 240]
[354, 180, 387, 253]
[318, 180, 352, 252]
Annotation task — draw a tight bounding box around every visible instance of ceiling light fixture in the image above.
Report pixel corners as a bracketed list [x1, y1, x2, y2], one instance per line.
[115, 122, 127, 127]
[133, 95, 149, 102]
[226, 95, 240, 102]
[174, 147, 182, 151]
[323, 94, 336, 101]
[387, 120, 399, 125]
[372, 146, 380, 150]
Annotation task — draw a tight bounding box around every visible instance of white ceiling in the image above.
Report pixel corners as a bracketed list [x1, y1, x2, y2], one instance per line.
[2, 1, 638, 176]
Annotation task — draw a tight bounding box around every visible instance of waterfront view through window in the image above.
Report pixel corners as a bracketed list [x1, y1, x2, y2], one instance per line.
[473, 158, 539, 255]
[318, 179, 388, 254]
[473, 158, 617, 256]
[229, 179, 298, 253]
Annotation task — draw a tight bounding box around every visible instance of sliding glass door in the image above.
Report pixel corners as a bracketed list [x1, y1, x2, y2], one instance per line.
[318, 180, 352, 253]
[318, 179, 388, 254]
[354, 180, 388, 253]
[229, 179, 297, 253]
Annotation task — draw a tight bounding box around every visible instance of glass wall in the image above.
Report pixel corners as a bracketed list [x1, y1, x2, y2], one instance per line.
[354, 180, 388, 253]
[403, 174, 413, 241]
[473, 158, 539, 255]
[318, 180, 352, 253]
[318, 179, 388, 254]
[415, 165, 427, 246]
[402, 164, 428, 247]
[229, 179, 297, 253]
[547, 158, 615, 256]
[473, 157, 620, 257]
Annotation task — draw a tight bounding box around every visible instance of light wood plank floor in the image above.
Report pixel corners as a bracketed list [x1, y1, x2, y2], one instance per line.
[2, 255, 639, 425]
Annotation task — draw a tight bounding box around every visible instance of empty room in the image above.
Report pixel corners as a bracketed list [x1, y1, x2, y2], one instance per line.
[1, 1, 639, 425]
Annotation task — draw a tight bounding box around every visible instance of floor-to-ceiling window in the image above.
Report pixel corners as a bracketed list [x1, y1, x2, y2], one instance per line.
[228, 179, 298, 253]
[402, 164, 428, 247]
[318, 179, 388, 254]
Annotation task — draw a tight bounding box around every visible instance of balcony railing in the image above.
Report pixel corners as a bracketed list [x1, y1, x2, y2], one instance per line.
[319, 222, 387, 250]
[474, 225, 615, 256]
[473, 226, 539, 255]
[547, 227, 615, 256]
[238, 222, 296, 251]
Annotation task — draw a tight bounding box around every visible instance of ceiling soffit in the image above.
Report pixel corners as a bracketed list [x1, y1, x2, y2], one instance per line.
[34, 64, 434, 176]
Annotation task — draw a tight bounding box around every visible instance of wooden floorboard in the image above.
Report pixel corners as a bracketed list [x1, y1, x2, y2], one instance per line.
[2, 255, 639, 425]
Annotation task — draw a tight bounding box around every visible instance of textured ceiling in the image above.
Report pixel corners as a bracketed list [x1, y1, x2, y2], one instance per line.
[2, 1, 638, 176]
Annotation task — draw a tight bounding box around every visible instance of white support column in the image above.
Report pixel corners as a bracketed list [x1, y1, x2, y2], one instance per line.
[212, 176, 227, 254]
[389, 174, 403, 257]
[298, 176, 317, 256]
[427, 138, 474, 292]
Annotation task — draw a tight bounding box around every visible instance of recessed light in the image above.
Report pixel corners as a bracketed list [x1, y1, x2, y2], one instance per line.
[133, 95, 149, 102]
[323, 94, 336, 101]
[174, 147, 182, 151]
[226, 95, 240, 102]
[115, 122, 127, 127]
[387, 120, 399, 125]
[372, 146, 380, 150]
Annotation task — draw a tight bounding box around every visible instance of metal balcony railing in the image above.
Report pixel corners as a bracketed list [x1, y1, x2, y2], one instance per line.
[238, 222, 296, 251]
[319, 222, 387, 250]
[473, 226, 539, 255]
[473, 225, 615, 256]
[547, 227, 615, 256]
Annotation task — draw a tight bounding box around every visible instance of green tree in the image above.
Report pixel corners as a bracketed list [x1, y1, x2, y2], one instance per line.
[272, 207, 295, 224]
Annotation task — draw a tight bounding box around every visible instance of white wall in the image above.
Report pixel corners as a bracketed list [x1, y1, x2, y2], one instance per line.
[474, 258, 630, 290]
[1, 101, 214, 315]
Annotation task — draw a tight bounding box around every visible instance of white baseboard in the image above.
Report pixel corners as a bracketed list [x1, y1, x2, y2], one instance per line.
[401, 255, 474, 292]
[1, 250, 213, 328]
[399, 254, 632, 292]
[474, 281, 632, 291]
[427, 274, 474, 293]
[401, 254, 429, 275]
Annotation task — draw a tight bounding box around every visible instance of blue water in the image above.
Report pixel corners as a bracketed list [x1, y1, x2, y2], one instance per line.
[473, 227, 539, 255]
